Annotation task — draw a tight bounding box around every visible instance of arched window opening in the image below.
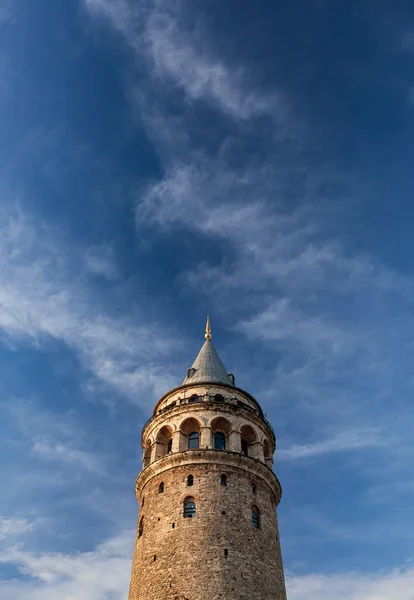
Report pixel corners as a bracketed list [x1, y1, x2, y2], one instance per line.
[188, 431, 199, 449]
[138, 517, 144, 538]
[221, 474, 227, 487]
[241, 425, 257, 457]
[167, 438, 173, 454]
[211, 416, 231, 452]
[183, 497, 196, 518]
[252, 506, 260, 528]
[159, 482, 164, 494]
[156, 425, 173, 459]
[214, 394, 224, 403]
[214, 431, 226, 450]
[188, 394, 199, 403]
[187, 474, 194, 487]
[180, 417, 202, 452]
[252, 483, 257, 495]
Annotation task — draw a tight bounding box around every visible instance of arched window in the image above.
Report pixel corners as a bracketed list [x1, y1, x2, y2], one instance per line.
[188, 431, 199, 449]
[183, 497, 196, 518]
[167, 438, 173, 453]
[214, 432, 226, 450]
[159, 482, 164, 493]
[252, 506, 260, 528]
[241, 439, 249, 456]
[214, 394, 224, 403]
[221, 474, 227, 487]
[252, 482, 257, 495]
[187, 474, 194, 487]
[241, 425, 257, 457]
[156, 425, 173, 459]
[188, 394, 199, 403]
[138, 517, 144, 538]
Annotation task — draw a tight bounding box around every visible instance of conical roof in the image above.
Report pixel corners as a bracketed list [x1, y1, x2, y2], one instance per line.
[182, 318, 235, 386]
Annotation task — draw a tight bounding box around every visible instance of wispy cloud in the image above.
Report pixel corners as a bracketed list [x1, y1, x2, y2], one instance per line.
[278, 428, 383, 460]
[32, 442, 103, 474]
[84, 0, 288, 123]
[0, 517, 36, 541]
[0, 530, 133, 600]
[287, 568, 414, 600]
[0, 205, 178, 405]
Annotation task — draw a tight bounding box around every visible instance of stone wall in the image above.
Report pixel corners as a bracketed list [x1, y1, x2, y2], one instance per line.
[128, 451, 286, 600]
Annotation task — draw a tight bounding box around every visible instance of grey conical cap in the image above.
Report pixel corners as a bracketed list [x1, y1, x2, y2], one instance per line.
[182, 338, 235, 386]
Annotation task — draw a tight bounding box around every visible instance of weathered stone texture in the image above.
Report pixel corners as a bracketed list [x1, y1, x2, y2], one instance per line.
[128, 379, 287, 600]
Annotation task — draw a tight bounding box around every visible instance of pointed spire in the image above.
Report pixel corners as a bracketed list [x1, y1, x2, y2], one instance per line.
[205, 315, 211, 339]
[182, 318, 235, 387]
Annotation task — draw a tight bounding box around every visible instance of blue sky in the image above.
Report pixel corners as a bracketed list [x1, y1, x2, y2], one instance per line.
[1, 1, 414, 598]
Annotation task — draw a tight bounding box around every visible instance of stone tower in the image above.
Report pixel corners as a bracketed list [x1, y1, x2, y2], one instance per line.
[128, 319, 287, 600]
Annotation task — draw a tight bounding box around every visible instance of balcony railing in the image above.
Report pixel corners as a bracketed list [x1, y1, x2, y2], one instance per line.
[141, 393, 275, 440]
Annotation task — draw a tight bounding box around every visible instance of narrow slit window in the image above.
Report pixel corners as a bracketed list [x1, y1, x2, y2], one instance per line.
[221, 474, 227, 487]
[252, 483, 257, 495]
[159, 482, 164, 494]
[187, 474, 194, 486]
[138, 517, 144, 538]
[252, 506, 260, 528]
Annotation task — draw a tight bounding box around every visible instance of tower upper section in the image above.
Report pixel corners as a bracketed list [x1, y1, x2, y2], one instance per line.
[139, 318, 278, 490]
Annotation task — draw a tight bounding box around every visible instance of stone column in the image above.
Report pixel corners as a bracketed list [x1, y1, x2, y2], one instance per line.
[228, 430, 241, 452]
[200, 426, 211, 448]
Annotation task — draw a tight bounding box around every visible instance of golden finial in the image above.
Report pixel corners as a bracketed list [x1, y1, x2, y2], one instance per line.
[205, 315, 211, 339]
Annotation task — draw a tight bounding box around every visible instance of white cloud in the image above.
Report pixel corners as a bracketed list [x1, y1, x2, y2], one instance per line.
[0, 205, 177, 405]
[32, 442, 103, 474]
[84, 0, 287, 122]
[287, 568, 414, 600]
[0, 517, 36, 540]
[0, 530, 133, 600]
[278, 428, 382, 460]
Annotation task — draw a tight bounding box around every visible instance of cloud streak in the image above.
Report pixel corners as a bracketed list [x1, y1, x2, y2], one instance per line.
[278, 428, 383, 460]
[0, 205, 178, 406]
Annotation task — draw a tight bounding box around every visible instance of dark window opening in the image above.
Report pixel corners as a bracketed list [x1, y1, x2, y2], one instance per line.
[252, 506, 260, 528]
[252, 483, 257, 495]
[222, 511, 226, 516]
[183, 497, 196, 518]
[188, 431, 199, 449]
[172, 523, 175, 529]
[159, 482, 164, 493]
[138, 518, 144, 538]
[187, 474, 194, 486]
[224, 549, 228, 558]
[214, 394, 224, 403]
[153, 555, 157, 562]
[167, 438, 173, 453]
[221, 474, 227, 487]
[214, 432, 226, 450]
[241, 439, 249, 456]
[188, 394, 199, 403]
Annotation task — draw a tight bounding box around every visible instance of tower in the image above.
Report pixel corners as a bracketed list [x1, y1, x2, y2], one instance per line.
[128, 319, 287, 600]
